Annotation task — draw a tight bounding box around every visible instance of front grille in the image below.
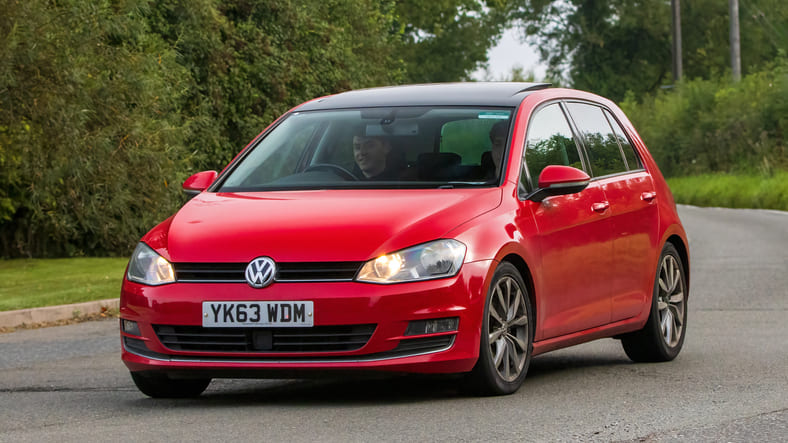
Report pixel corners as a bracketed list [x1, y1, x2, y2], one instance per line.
[153, 324, 376, 353]
[175, 263, 244, 283]
[173, 262, 362, 283]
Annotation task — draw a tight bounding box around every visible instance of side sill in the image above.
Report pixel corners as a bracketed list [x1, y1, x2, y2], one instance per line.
[532, 316, 644, 356]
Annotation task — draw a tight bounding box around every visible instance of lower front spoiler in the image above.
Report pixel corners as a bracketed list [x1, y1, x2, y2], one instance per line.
[122, 334, 478, 376]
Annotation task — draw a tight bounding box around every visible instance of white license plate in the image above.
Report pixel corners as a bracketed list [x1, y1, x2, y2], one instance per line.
[202, 301, 313, 327]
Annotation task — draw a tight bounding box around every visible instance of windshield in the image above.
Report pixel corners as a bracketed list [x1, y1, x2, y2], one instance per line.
[218, 107, 513, 191]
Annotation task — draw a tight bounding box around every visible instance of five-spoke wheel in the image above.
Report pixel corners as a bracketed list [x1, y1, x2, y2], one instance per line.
[468, 262, 533, 395]
[622, 242, 688, 362]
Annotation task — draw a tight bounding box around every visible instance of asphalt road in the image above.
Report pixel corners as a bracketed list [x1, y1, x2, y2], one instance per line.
[1, 205, 786, 442]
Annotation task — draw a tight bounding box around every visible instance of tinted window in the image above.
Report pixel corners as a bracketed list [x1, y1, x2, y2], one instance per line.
[219, 107, 512, 191]
[603, 109, 641, 170]
[566, 103, 627, 177]
[522, 104, 582, 190]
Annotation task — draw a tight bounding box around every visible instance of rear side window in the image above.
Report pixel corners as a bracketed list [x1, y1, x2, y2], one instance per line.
[522, 104, 582, 190]
[566, 103, 627, 177]
[603, 109, 642, 170]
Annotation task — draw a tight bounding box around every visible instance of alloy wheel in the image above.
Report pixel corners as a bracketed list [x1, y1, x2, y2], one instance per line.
[487, 276, 529, 382]
[657, 254, 685, 348]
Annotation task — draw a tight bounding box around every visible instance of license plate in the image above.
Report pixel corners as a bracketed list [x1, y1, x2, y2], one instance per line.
[202, 301, 314, 327]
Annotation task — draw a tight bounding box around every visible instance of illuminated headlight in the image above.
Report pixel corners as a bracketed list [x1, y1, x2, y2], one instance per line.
[126, 243, 175, 286]
[357, 239, 466, 284]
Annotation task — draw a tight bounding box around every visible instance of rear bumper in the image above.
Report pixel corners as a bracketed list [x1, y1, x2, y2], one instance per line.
[120, 260, 493, 376]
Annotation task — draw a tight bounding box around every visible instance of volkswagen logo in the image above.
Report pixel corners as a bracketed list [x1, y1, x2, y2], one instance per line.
[245, 257, 276, 288]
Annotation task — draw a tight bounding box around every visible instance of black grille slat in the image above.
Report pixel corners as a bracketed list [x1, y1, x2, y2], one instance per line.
[153, 324, 376, 353]
[174, 263, 246, 282]
[173, 262, 362, 283]
[393, 336, 454, 353]
[273, 340, 370, 347]
[273, 332, 370, 338]
[277, 262, 361, 281]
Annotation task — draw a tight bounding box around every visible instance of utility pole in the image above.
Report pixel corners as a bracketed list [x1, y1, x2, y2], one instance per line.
[671, 0, 682, 83]
[729, 0, 742, 82]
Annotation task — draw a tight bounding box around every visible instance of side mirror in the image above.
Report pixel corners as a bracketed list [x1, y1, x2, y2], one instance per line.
[183, 171, 218, 197]
[527, 165, 590, 203]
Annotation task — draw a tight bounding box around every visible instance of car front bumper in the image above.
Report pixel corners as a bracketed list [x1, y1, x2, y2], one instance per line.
[120, 260, 493, 376]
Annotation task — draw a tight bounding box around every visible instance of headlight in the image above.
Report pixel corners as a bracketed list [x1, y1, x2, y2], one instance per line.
[357, 239, 466, 284]
[127, 243, 175, 286]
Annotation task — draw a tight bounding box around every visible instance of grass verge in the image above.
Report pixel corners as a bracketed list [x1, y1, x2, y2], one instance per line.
[667, 171, 788, 211]
[0, 258, 128, 311]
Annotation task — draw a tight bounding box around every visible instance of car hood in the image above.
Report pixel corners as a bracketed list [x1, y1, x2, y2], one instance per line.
[150, 188, 502, 263]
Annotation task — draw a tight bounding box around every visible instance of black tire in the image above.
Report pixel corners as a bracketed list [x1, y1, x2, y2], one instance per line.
[622, 242, 688, 362]
[130, 372, 211, 398]
[466, 262, 534, 396]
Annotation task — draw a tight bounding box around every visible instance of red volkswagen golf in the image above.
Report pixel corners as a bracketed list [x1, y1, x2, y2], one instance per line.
[120, 83, 689, 397]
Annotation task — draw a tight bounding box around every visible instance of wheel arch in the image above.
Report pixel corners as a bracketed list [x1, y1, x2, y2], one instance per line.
[500, 253, 537, 334]
[666, 234, 690, 293]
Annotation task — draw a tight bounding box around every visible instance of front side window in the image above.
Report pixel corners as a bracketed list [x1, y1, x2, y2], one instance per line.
[219, 107, 513, 191]
[565, 103, 627, 177]
[522, 103, 583, 190]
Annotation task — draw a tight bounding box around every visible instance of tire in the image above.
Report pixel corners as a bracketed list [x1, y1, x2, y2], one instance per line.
[466, 262, 534, 396]
[130, 372, 211, 398]
[622, 242, 688, 362]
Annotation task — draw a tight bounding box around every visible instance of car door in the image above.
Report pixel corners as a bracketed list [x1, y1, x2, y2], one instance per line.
[564, 102, 660, 322]
[517, 102, 614, 340]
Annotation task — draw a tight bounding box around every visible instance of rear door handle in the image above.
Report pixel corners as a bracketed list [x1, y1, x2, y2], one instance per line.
[592, 201, 610, 213]
[641, 191, 657, 202]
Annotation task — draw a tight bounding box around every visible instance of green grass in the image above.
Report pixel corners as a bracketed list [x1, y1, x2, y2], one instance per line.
[667, 171, 788, 211]
[0, 258, 128, 311]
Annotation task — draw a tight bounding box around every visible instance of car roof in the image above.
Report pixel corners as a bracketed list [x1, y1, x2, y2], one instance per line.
[295, 82, 552, 111]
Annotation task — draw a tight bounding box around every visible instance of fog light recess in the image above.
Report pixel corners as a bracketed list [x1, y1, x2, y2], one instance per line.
[405, 317, 459, 336]
[122, 319, 141, 336]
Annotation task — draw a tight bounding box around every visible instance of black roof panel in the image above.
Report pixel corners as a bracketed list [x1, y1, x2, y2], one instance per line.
[295, 82, 551, 111]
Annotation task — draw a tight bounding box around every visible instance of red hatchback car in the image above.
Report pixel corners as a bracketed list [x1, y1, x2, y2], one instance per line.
[120, 83, 689, 397]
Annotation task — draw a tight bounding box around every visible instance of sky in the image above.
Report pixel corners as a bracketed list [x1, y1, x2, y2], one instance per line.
[472, 28, 548, 81]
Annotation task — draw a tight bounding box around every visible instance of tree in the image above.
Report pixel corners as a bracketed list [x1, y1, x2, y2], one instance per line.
[393, 0, 514, 83]
[0, 0, 190, 257]
[512, 0, 788, 101]
[147, 0, 404, 171]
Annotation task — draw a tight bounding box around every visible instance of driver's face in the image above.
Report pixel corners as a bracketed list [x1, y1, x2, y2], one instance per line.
[353, 136, 389, 178]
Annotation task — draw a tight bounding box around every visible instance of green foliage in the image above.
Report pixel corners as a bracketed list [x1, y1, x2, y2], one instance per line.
[0, 0, 190, 257]
[0, 257, 128, 311]
[513, 0, 788, 101]
[667, 171, 788, 211]
[147, 0, 404, 171]
[394, 0, 513, 83]
[621, 59, 788, 177]
[0, 0, 415, 258]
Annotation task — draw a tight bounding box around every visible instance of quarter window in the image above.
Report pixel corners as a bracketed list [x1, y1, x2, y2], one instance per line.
[566, 103, 627, 177]
[522, 104, 583, 190]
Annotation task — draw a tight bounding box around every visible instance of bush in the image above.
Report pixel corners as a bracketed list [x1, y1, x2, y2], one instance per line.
[0, 0, 403, 258]
[621, 58, 788, 177]
[0, 0, 190, 257]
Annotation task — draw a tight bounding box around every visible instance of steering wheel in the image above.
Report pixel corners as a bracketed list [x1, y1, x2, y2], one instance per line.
[303, 163, 359, 181]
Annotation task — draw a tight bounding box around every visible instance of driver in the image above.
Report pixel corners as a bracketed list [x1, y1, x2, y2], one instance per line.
[353, 135, 393, 179]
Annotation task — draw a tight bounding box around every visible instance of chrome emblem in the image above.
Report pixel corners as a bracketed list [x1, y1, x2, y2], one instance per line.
[245, 257, 276, 288]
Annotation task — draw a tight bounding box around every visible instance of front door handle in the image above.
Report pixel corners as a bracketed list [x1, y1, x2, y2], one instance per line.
[592, 201, 610, 213]
[641, 191, 657, 202]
